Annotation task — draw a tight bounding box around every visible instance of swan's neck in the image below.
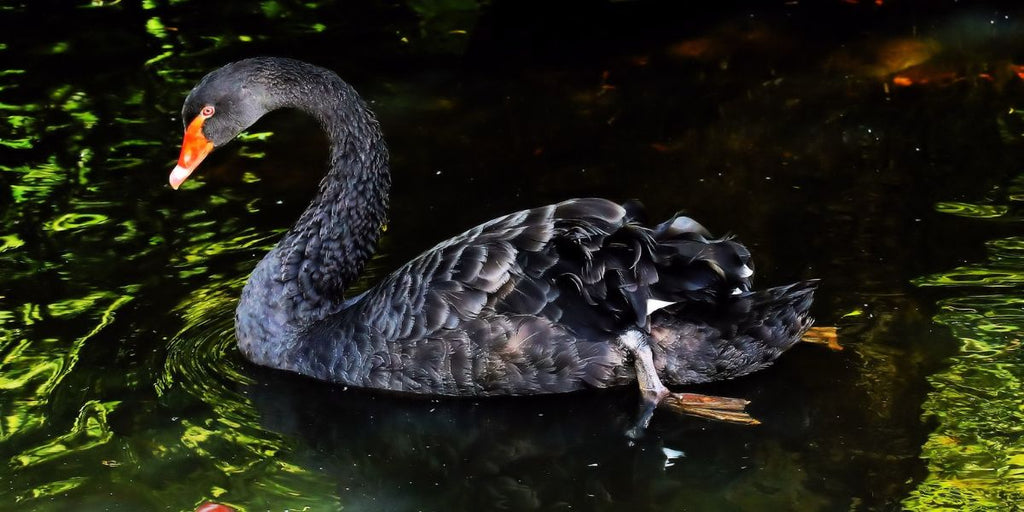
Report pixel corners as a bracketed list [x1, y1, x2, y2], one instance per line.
[236, 64, 390, 368]
[276, 83, 390, 313]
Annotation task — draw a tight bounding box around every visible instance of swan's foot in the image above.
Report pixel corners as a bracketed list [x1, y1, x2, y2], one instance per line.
[618, 330, 759, 438]
[658, 393, 759, 425]
[801, 326, 842, 351]
[618, 330, 668, 438]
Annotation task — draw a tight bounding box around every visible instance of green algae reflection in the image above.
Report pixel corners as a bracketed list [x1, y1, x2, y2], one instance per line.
[903, 295, 1024, 511]
[906, 177, 1024, 511]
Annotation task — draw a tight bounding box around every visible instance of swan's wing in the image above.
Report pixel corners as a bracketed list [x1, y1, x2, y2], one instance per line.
[330, 199, 747, 392]
[336, 199, 627, 393]
[363, 198, 625, 338]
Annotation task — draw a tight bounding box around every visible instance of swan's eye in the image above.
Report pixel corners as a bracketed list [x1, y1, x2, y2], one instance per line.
[200, 106, 215, 117]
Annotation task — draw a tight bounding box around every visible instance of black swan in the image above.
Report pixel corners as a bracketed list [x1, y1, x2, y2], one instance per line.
[169, 57, 822, 432]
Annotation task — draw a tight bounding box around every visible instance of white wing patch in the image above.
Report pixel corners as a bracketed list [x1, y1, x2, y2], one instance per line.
[646, 299, 677, 316]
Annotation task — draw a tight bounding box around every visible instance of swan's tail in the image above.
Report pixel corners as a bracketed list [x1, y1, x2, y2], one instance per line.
[648, 280, 818, 386]
[644, 211, 755, 305]
[605, 205, 816, 385]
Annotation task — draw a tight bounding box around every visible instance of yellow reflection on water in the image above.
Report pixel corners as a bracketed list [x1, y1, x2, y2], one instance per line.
[914, 236, 1024, 288]
[23, 477, 88, 502]
[7, 159, 65, 203]
[0, 137, 32, 149]
[935, 201, 1010, 219]
[906, 175, 1024, 511]
[905, 294, 1024, 511]
[11, 400, 119, 468]
[0, 234, 25, 252]
[146, 17, 168, 39]
[0, 295, 131, 444]
[47, 213, 110, 233]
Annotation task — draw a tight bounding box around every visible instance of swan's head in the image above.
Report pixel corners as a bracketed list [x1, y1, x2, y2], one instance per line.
[170, 60, 269, 189]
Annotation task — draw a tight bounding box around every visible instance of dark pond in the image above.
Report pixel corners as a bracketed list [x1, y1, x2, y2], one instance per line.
[2, 1, 1023, 510]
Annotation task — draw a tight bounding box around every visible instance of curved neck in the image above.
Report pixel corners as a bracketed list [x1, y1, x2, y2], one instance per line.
[250, 62, 390, 324]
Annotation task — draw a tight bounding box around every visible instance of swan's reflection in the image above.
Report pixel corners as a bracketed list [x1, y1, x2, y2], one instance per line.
[243, 362, 826, 511]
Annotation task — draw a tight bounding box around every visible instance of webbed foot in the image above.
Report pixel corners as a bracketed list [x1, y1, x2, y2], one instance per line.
[659, 393, 759, 425]
[801, 326, 841, 351]
[619, 330, 760, 437]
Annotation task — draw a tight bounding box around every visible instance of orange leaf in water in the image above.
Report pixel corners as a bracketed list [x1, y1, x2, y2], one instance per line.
[892, 75, 913, 86]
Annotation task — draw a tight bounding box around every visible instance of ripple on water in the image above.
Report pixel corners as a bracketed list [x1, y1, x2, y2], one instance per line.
[913, 236, 1024, 288]
[158, 276, 335, 509]
[46, 213, 110, 233]
[935, 201, 1010, 219]
[0, 292, 132, 505]
[906, 176, 1024, 511]
[904, 294, 1024, 511]
[159, 276, 252, 409]
[0, 233, 25, 253]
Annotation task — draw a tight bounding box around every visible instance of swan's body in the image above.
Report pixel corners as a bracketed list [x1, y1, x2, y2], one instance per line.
[171, 58, 816, 427]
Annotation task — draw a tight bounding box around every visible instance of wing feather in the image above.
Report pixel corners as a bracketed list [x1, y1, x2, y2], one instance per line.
[308, 198, 766, 395]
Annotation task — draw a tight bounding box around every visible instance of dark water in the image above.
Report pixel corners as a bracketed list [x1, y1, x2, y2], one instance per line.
[2, 1, 1023, 510]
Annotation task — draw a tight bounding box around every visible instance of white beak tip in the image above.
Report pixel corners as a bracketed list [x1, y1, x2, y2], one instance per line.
[169, 165, 192, 190]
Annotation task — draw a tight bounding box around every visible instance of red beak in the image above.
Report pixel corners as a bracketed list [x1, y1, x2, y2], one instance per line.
[170, 115, 213, 189]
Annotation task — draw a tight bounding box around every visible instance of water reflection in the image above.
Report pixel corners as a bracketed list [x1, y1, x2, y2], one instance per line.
[148, 269, 922, 511]
[908, 174, 1024, 509]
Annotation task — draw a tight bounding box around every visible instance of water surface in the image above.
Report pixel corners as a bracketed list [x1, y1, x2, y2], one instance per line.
[1, 1, 1023, 510]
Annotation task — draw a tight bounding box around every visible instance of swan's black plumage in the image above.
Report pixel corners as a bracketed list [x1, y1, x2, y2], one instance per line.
[173, 57, 816, 405]
[293, 197, 763, 395]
